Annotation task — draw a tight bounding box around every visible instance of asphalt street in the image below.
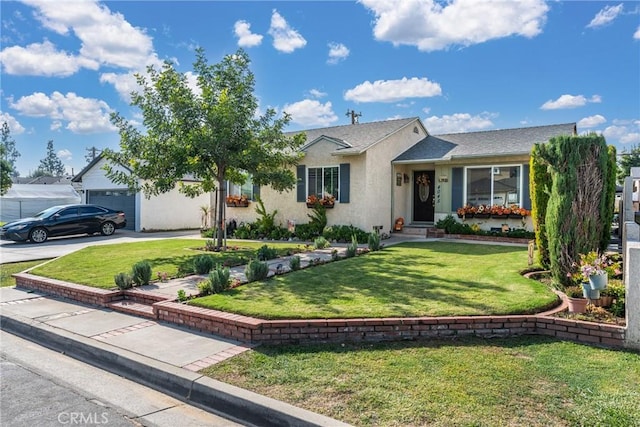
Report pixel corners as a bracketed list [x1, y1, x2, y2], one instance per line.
[1, 332, 244, 427]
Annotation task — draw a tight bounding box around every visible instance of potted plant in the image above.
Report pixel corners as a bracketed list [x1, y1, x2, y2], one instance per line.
[564, 286, 588, 313]
[575, 250, 621, 291]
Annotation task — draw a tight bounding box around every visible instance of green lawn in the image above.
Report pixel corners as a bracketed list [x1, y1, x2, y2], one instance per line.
[28, 239, 300, 289]
[191, 242, 557, 318]
[1, 260, 51, 287]
[203, 336, 640, 427]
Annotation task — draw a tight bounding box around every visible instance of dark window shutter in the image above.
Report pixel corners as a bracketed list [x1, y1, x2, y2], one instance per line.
[522, 164, 531, 209]
[296, 165, 306, 202]
[452, 167, 463, 210]
[252, 184, 260, 201]
[339, 163, 350, 203]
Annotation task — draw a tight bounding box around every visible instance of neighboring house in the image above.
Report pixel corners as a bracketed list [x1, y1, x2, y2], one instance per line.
[72, 154, 209, 231]
[0, 184, 81, 222]
[74, 117, 576, 234]
[228, 117, 576, 234]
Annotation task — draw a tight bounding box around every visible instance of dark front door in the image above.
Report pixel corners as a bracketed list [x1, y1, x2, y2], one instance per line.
[413, 170, 435, 222]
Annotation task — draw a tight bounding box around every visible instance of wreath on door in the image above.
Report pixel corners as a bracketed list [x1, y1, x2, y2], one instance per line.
[416, 173, 431, 203]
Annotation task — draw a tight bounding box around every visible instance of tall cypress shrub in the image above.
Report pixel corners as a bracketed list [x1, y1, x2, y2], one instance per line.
[529, 144, 551, 268]
[600, 145, 617, 252]
[539, 134, 610, 287]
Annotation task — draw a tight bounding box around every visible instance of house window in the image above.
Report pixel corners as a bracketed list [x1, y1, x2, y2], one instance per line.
[227, 174, 255, 200]
[465, 165, 521, 206]
[308, 166, 339, 199]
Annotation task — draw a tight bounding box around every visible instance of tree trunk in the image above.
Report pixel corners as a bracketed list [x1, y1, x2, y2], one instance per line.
[216, 173, 226, 250]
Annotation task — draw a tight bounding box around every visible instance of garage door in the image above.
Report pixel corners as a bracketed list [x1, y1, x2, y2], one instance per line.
[87, 190, 136, 230]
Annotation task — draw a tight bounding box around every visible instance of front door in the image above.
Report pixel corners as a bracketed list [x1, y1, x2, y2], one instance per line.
[413, 170, 435, 222]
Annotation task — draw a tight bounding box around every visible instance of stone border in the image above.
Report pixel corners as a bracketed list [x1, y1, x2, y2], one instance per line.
[13, 273, 626, 349]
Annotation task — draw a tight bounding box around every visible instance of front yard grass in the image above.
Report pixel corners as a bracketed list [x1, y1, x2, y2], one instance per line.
[1, 260, 51, 287]
[191, 242, 557, 318]
[202, 335, 640, 427]
[28, 239, 300, 289]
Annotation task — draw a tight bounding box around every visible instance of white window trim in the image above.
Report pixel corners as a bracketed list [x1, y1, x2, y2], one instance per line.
[226, 175, 255, 200]
[463, 164, 523, 207]
[307, 165, 340, 201]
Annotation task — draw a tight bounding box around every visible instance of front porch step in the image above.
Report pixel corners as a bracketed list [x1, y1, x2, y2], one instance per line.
[397, 226, 428, 235]
[107, 300, 155, 319]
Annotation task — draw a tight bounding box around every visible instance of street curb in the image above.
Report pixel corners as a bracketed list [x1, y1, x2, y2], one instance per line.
[0, 312, 351, 427]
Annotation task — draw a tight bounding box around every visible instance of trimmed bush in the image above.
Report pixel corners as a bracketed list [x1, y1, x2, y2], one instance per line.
[197, 280, 213, 296]
[114, 272, 133, 289]
[345, 234, 358, 258]
[256, 244, 278, 261]
[209, 264, 231, 293]
[530, 144, 551, 269]
[313, 236, 331, 249]
[368, 232, 381, 251]
[289, 255, 301, 271]
[131, 261, 152, 286]
[245, 258, 269, 281]
[193, 254, 215, 274]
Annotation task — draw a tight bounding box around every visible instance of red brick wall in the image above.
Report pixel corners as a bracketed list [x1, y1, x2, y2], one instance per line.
[14, 273, 626, 349]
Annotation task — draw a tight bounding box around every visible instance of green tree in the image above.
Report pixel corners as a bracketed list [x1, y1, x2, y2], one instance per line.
[104, 48, 305, 248]
[38, 140, 66, 177]
[537, 133, 614, 287]
[529, 144, 551, 269]
[1, 122, 20, 177]
[617, 144, 640, 183]
[0, 144, 12, 195]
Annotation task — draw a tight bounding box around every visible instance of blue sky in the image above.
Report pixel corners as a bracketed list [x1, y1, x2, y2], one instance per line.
[1, 0, 639, 176]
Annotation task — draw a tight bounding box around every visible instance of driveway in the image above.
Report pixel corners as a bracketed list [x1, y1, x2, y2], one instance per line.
[0, 230, 202, 264]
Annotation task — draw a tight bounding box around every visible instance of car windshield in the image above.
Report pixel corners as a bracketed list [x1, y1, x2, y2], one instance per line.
[33, 206, 63, 219]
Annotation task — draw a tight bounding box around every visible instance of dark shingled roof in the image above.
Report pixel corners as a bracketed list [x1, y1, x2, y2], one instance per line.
[393, 122, 576, 162]
[288, 117, 421, 155]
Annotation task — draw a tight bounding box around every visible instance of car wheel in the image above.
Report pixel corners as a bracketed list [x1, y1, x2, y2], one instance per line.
[101, 221, 116, 236]
[29, 227, 48, 243]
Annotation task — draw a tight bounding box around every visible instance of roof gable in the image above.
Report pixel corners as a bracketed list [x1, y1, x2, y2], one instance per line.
[394, 123, 577, 162]
[289, 117, 422, 156]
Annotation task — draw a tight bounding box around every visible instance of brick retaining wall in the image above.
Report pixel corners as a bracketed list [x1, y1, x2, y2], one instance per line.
[13, 273, 626, 349]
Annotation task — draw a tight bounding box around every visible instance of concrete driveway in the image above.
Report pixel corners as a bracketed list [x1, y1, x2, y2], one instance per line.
[0, 230, 202, 264]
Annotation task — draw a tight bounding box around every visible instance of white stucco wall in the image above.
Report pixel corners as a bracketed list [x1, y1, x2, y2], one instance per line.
[78, 158, 129, 200]
[139, 187, 209, 231]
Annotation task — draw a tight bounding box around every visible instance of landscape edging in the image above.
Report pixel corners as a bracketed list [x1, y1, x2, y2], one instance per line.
[12, 272, 626, 349]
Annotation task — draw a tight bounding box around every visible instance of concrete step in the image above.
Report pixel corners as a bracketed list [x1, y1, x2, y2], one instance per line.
[107, 300, 155, 319]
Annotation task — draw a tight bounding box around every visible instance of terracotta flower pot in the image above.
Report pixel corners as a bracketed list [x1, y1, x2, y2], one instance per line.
[567, 297, 588, 313]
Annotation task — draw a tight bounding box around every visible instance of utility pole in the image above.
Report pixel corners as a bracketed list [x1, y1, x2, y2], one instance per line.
[346, 109, 362, 124]
[85, 146, 101, 163]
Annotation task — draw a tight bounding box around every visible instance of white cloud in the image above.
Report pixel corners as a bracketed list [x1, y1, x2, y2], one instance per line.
[587, 4, 624, 29]
[0, 112, 25, 134]
[307, 89, 327, 98]
[0, 40, 98, 76]
[283, 99, 338, 127]
[603, 123, 640, 144]
[234, 20, 263, 47]
[344, 77, 442, 103]
[99, 72, 139, 102]
[634, 26, 640, 40]
[360, 0, 548, 52]
[327, 42, 349, 64]
[10, 91, 115, 134]
[268, 10, 306, 53]
[57, 149, 72, 161]
[578, 114, 607, 128]
[424, 112, 496, 134]
[20, 0, 159, 71]
[540, 94, 602, 110]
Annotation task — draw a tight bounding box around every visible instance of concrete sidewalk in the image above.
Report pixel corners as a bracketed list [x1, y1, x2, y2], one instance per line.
[0, 287, 351, 427]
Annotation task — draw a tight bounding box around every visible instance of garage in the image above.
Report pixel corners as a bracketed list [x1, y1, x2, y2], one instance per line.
[87, 189, 136, 230]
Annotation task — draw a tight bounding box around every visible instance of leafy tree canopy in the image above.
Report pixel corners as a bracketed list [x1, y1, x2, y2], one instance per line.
[1, 121, 20, 177]
[104, 48, 305, 247]
[38, 140, 66, 177]
[617, 143, 640, 183]
[0, 144, 12, 195]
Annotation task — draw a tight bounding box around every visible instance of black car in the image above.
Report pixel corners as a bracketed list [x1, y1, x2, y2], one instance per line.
[0, 204, 127, 243]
